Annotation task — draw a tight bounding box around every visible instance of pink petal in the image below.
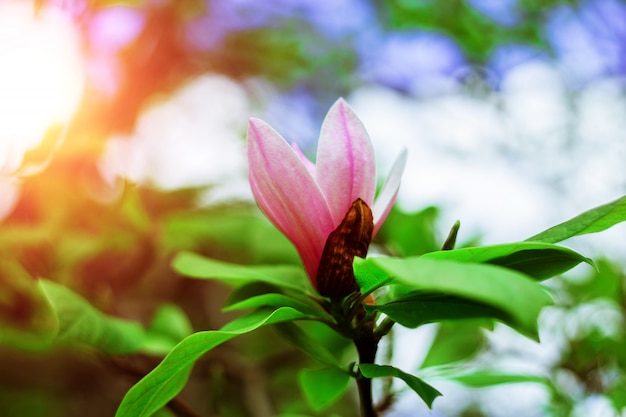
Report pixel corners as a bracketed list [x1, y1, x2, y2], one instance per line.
[291, 142, 316, 178]
[372, 149, 407, 236]
[316, 98, 377, 226]
[247, 118, 335, 281]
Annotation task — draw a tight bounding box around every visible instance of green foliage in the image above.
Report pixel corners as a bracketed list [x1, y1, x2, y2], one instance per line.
[299, 367, 351, 411]
[163, 207, 301, 265]
[367, 292, 513, 329]
[358, 363, 442, 408]
[380, 0, 546, 61]
[39, 280, 145, 354]
[378, 206, 442, 256]
[355, 256, 553, 338]
[215, 25, 358, 91]
[274, 322, 345, 369]
[223, 282, 329, 319]
[450, 372, 549, 387]
[526, 195, 626, 243]
[14, 1, 626, 415]
[0, 261, 57, 350]
[141, 303, 193, 355]
[420, 321, 487, 368]
[225, 293, 325, 316]
[423, 241, 592, 280]
[543, 259, 626, 414]
[172, 251, 311, 293]
[115, 307, 312, 417]
[562, 259, 622, 303]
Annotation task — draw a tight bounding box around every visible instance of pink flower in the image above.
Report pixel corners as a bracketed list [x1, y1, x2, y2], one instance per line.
[247, 98, 406, 293]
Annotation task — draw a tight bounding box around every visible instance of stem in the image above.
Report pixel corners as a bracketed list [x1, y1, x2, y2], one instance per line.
[373, 316, 395, 338]
[355, 333, 378, 417]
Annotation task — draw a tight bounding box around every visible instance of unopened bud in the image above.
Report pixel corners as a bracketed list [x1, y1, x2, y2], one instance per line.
[316, 198, 373, 298]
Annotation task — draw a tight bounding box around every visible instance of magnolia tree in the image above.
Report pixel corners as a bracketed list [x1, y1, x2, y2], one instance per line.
[27, 99, 625, 416]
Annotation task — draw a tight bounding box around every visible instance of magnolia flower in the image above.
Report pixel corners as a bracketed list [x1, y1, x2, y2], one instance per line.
[247, 98, 406, 297]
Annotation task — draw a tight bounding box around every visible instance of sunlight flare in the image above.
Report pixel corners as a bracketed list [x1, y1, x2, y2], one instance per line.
[0, 3, 84, 170]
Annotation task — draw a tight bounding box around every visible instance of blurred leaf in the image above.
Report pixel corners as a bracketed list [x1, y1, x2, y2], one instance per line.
[423, 241, 591, 280]
[355, 257, 552, 339]
[563, 259, 623, 303]
[215, 25, 357, 88]
[148, 304, 192, 342]
[519, 0, 581, 13]
[164, 208, 300, 265]
[274, 322, 343, 368]
[115, 307, 311, 417]
[141, 304, 193, 355]
[381, 0, 544, 61]
[0, 261, 57, 349]
[607, 376, 626, 410]
[299, 367, 351, 412]
[172, 251, 311, 293]
[358, 363, 441, 408]
[39, 280, 145, 354]
[421, 321, 487, 368]
[378, 206, 441, 256]
[297, 320, 353, 358]
[366, 293, 511, 329]
[451, 372, 548, 387]
[526, 195, 626, 243]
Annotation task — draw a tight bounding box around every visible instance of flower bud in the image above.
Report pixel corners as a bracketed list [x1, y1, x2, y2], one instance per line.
[316, 198, 373, 298]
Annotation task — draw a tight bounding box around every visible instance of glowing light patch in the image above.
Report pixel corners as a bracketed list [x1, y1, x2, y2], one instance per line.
[0, 2, 84, 171]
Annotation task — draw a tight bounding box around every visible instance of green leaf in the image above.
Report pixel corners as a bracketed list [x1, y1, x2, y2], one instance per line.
[141, 304, 193, 355]
[358, 364, 441, 408]
[366, 293, 511, 329]
[225, 293, 329, 320]
[39, 280, 144, 354]
[423, 242, 591, 280]
[353, 257, 392, 294]
[378, 206, 442, 256]
[299, 367, 351, 412]
[172, 251, 310, 293]
[354, 257, 552, 339]
[224, 282, 284, 306]
[116, 307, 311, 417]
[274, 322, 342, 368]
[526, 195, 626, 243]
[420, 321, 487, 368]
[451, 372, 548, 387]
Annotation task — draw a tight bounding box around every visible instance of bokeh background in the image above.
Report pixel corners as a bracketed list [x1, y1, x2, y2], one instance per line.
[1, 0, 626, 416]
